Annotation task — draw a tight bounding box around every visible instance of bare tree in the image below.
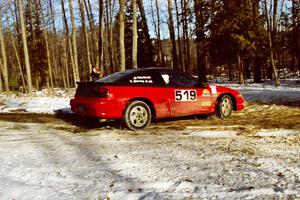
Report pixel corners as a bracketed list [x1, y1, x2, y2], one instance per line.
[132, 0, 138, 69]
[0, 15, 9, 92]
[105, 0, 115, 72]
[68, 0, 80, 83]
[38, 0, 54, 89]
[155, 0, 164, 65]
[292, 0, 299, 71]
[0, 59, 2, 92]
[61, 0, 74, 87]
[168, 0, 178, 69]
[174, 0, 183, 70]
[18, 0, 33, 93]
[6, 3, 26, 91]
[137, 0, 152, 54]
[79, 0, 92, 73]
[181, 0, 190, 73]
[99, 0, 105, 76]
[119, 0, 126, 71]
[264, 0, 280, 86]
[83, 0, 98, 66]
[194, 0, 207, 82]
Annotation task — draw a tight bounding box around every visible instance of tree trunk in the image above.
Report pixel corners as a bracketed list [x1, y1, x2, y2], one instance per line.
[7, 3, 27, 91]
[0, 17, 9, 92]
[49, 0, 56, 34]
[83, 0, 98, 66]
[105, 0, 114, 72]
[292, 0, 299, 72]
[137, 0, 152, 53]
[132, 0, 138, 69]
[237, 53, 245, 84]
[174, 0, 183, 70]
[11, 30, 27, 91]
[119, 0, 126, 71]
[182, 0, 190, 73]
[62, 37, 70, 89]
[48, 0, 58, 87]
[254, 55, 262, 83]
[61, 0, 74, 86]
[264, 0, 280, 86]
[0, 60, 2, 92]
[155, 0, 164, 65]
[68, 0, 80, 83]
[194, 0, 207, 82]
[18, 0, 33, 93]
[228, 61, 233, 81]
[79, 0, 92, 74]
[99, 0, 105, 76]
[253, 0, 262, 83]
[26, 0, 36, 43]
[167, 0, 178, 69]
[39, 0, 54, 89]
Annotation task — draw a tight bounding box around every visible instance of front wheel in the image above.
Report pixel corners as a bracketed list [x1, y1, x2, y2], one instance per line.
[216, 95, 233, 119]
[124, 101, 152, 130]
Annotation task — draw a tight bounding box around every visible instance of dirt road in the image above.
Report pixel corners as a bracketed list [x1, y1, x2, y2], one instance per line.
[0, 104, 299, 199]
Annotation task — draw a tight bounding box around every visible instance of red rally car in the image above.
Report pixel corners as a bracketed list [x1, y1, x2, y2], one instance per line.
[70, 68, 244, 130]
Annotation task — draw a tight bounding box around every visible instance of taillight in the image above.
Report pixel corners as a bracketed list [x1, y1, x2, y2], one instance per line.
[95, 87, 110, 98]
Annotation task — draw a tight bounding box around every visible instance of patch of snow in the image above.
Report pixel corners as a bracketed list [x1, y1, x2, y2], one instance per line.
[0, 96, 72, 114]
[190, 130, 237, 138]
[186, 125, 240, 130]
[256, 129, 298, 137]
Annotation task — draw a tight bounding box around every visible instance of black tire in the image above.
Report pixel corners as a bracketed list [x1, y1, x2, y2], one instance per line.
[216, 95, 233, 119]
[124, 101, 152, 130]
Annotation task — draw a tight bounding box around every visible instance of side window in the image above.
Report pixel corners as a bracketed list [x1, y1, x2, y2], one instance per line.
[168, 72, 196, 87]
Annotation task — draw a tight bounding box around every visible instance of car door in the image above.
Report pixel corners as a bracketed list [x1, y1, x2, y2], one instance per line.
[159, 71, 212, 117]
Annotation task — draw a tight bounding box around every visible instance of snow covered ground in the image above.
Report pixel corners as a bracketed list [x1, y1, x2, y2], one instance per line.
[0, 81, 299, 199]
[222, 81, 300, 106]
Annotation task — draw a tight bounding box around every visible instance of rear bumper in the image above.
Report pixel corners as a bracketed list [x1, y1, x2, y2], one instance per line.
[70, 98, 123, 119]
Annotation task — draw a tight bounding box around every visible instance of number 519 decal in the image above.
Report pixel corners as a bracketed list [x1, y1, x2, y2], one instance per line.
[175, 90, 197, 102]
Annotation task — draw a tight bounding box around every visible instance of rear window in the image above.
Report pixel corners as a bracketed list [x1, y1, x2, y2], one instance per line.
[96, 71, 129, 83]
[125, 71, 165, 86]
[96, 69, 165, 86]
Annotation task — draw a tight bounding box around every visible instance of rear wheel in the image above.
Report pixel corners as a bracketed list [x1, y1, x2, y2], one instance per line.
[216, 95, 233, 119]
[124, 101, 152, 130]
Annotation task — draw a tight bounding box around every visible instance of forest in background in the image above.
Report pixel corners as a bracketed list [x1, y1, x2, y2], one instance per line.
[0, 0, 299, 93]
